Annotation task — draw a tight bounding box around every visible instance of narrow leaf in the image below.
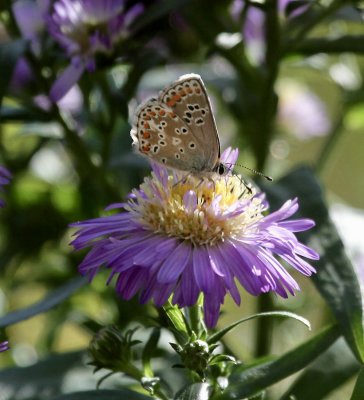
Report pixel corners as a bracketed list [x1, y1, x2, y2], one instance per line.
[0, 351, 84, 398]
[287, 36, 364, 55]
[282, 338, 361, 400]
[351, 368, 364, 400]
[51, 390, 153, 400]
[213, 324, 340, 400]
[208, 311, 310, 345]
[0, 276, 87, 327]
[262, 166, 364, 363]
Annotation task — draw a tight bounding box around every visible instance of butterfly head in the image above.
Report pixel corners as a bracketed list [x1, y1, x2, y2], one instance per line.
[213, 162, 230, 176]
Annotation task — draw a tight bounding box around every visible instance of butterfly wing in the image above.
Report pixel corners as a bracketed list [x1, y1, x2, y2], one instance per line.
[131, 98, 205, 172]
[158, 73, 220, 172]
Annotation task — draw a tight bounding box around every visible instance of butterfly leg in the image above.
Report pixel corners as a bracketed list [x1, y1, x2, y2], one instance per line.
[173, 173, 190, 187]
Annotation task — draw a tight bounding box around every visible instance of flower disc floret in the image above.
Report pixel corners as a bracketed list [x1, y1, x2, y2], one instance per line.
[127, 171, 263, 247]
[71, 148, 319, 327]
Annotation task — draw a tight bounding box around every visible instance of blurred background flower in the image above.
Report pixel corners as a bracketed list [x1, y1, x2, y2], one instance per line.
[0, 341, 9, 353]
[0, 166, 11, 208]
[277, 79, 331, 140]
[47, 0, 144, 101]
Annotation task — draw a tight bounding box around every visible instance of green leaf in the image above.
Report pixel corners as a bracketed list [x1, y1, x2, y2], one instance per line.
[142, 328, 160, 377]
[51, 390, 153, 400]
[0, 39, 27, 108]
[207, 311, 310, 345]
[0, 276, 87, 328]
[282, 338, 361, 400]
[174, 383, 212, 400]
[0, 351, 85, 399]
[213, 324, 340, 400]
[351, 368, 364, 400]
[262, 166, 364, 363]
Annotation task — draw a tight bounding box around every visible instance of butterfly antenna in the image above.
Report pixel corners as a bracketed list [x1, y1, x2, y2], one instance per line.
[238, 165, 273, 181]
[225, 162, 273, 181]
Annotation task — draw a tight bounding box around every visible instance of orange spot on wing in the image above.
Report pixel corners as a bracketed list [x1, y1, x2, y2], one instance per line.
[172, 94, 181, 102]
[195, 88, 201, 94]
[169, 112, 177, 119]
[167, 100, 175, 107]
[179, 90, 187, 97]
[187, 88, 193, 94]
[159, 110, 166, 116]
[143, 131, 151, 139]
[142, 144, 151, 153]
[144, 122, 150, 129]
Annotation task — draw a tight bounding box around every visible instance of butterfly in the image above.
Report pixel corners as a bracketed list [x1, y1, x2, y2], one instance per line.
[130, 74, 228, 176]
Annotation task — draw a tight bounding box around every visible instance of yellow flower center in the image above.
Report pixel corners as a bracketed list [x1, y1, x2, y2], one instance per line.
[127, 172, 265, 247]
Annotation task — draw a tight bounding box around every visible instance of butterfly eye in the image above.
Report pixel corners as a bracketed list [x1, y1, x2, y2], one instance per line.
[216, 164, 227, 175]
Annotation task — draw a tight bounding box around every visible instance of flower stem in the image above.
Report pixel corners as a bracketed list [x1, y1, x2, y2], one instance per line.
[286, 0, 344, 51]
[255, 294, 274, 357]
[255, 0, 280, 171]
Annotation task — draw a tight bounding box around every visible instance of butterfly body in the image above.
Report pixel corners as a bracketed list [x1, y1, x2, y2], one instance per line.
[131, 74, 226, 176]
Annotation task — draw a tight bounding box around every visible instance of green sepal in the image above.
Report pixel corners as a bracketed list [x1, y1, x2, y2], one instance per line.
[142, 328, 160, 377]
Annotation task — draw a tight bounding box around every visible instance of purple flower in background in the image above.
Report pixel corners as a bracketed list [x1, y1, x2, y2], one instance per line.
[231, 0, 309, 64]
[0, 341, 9, 353]
[71, 148, 318, 328]
[10, 0, 50, 93]
[0, 167, 11, 208]
[12, 0, 50, 52]
[277, 80, 331, 139]
[48, 0, 144, 101]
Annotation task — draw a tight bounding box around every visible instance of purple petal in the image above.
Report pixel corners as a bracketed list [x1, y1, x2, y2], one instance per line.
[50, 63, 85, 102]
[278, 218, 316, 232]
[157, 242, 191, 283]
[193, 246, 215, 293]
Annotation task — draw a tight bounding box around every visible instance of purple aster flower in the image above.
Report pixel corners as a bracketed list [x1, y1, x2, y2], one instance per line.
[0, 341, 9, 353]
[0, 166, 11, 208]
[70, 148, 318, 328]
[47, 0, 144, 101]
